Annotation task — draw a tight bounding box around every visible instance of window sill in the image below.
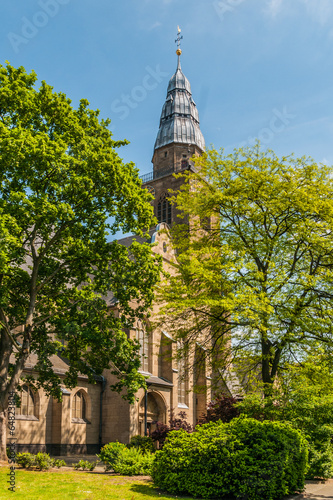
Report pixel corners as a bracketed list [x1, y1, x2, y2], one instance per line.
[71, 418, 90, 424]
[15, 415, 38, 421]
[177, 403, 189, 409]
[138, 370, 152, 377]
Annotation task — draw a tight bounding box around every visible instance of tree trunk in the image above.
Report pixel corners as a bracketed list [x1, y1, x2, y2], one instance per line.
[263, 381, 273, 398]
[0, 410, 7, 461]
[261, 337, 274, 398]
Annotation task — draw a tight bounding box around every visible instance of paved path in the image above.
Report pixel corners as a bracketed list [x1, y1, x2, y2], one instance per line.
[291, 479, 333, 499]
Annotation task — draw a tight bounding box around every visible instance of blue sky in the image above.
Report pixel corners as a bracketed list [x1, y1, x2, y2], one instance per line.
[1, 0, 333, 176]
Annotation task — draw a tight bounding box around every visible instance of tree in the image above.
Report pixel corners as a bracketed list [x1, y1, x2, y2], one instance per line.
[237, 353, 333, 478]
[151, 409, 194, 448]
[198, 394, 240, 424]
[0, 63, 161, 459]
[158, 145, 333, 397]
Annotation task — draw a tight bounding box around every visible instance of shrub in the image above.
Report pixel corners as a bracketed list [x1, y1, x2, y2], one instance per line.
[87, 460, 99, 471]
[112, 446, 154, 476]
[97, 441, 126, 471]
[127, 435, 155, 454]
[150, 422, 169, 448]
[199, 394, 240, 424]
[151, 418, 308, 500]
[34, 453, 54, 470]
[151, 409, 194, 448]
[73, 459, 98, 471]
[237, 393, 333, 479]
[16, 452, 36, 468]
[16, 452, 67, 470]
[53, 459, 67, 468]
[301, 424, 333, 479]
[307, 441, 333, 480]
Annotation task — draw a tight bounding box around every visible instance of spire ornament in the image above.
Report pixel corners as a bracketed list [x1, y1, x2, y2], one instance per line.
[175, 26, 183, 56]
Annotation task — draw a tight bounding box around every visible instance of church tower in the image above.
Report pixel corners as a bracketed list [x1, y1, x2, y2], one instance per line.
[141, 28, 205, 226]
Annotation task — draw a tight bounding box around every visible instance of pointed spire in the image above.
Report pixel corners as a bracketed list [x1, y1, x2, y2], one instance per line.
[153, 28, 205, 152]
[177, 54, 181, 71]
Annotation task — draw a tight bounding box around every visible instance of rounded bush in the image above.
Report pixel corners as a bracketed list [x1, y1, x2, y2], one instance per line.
[151, 418, 308, 500]
[34, 452, 54, 470]
[97, 441, 126, 471]
[237, 393, 333, 479]
[16, 452, 35, 468]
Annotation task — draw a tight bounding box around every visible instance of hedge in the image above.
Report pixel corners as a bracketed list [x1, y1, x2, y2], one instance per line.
[151, 417, 308, 500]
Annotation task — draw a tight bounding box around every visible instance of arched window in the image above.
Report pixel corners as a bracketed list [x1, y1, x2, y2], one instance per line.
[136, 322, 149, 372]
[177, 342, 188, 407]
[72, 391, 86, 420]
[157, 193, 172, 225]
[16, 385, 35, 416]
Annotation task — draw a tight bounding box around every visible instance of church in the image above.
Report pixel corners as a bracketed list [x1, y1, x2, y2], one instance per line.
[12, 39, 218, 455]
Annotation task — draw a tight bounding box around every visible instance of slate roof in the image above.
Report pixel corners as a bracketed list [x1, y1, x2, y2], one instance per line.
[154, 56, 205, 152]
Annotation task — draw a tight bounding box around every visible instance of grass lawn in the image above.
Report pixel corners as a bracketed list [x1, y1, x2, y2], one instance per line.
[0, 466, 189, 500]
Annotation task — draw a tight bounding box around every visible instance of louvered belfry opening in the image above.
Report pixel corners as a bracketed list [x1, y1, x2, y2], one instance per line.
[157, 192, 172, 225]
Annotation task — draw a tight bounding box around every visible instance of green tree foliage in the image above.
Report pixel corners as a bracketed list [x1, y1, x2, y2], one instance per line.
[0, 63, 161, 458]
[151, 418, 308, 499]
[237, 354, 333, 479]
[159, 145, 333, 396]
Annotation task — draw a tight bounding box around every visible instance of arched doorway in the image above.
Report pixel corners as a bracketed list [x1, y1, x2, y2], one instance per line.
[139, 392, 167, 437]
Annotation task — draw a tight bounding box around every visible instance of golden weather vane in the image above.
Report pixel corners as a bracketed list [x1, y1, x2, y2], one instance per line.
[175, 25, 183, 55]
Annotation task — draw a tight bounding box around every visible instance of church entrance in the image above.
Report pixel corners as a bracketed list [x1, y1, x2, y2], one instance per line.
[139, 392, 166, 437]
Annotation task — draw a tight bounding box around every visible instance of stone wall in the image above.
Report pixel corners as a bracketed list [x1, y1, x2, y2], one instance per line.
[11, 375, 101, 455]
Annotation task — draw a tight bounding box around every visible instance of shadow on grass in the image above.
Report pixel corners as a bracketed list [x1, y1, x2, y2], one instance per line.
[129, 483, 247, 500]
[130, 482, 192, 499]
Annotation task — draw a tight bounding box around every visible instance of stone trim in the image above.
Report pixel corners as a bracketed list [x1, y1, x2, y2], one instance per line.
[15, 414, 39, 421]
[71, 418, 91, 424]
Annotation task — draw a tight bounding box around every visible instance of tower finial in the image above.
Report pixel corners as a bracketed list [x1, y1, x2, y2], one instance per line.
[175, 26, 183, 56]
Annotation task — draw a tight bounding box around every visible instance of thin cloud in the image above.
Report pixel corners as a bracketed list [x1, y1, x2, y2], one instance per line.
[265, 0, 333, 24]
[300, 0, 333, 25]
[149, 21, 162, 30]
